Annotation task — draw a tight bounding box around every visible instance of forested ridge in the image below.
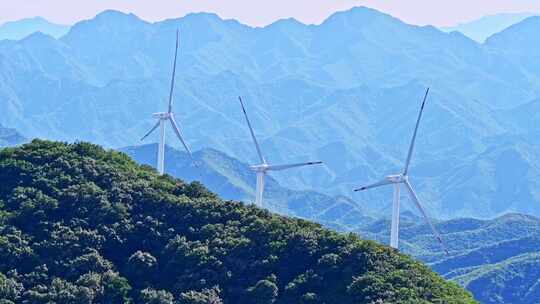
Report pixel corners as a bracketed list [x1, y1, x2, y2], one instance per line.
[0, 140, 476, 303]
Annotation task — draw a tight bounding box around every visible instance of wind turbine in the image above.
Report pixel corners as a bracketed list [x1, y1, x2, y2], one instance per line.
[141, 29, 193, 175]
[354, 88, 449, 254]
[238, 96, 323, 208]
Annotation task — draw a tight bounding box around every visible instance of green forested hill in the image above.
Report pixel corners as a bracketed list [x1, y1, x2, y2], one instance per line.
[0, 140, 476, 303]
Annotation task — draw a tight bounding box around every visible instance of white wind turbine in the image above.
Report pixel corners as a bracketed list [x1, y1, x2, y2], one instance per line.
[354, 88, 448, 254]
[238, 96, 323, 208]
[141, 30, 194, 175]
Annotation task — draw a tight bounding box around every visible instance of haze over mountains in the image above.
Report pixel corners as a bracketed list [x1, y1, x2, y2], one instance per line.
[0, 17, 69, 40]
[1, 7, 540, 219]
[441, 12, 536, 42]
[2, 12, 535, 43]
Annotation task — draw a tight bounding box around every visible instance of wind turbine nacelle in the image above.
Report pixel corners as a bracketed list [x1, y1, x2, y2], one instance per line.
[386, 174, 407, 183]
[249, 164, 268, 172]
[152, 112, 171, 119]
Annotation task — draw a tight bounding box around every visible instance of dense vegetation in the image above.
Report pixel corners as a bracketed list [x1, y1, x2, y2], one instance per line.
[0, 140, 476, 303]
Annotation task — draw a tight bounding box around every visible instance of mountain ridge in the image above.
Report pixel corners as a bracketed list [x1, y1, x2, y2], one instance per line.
[1, 6, 540, 219]
[441, 13, 535, 42]
[0, 17, 70, 40]
[359, 212, 540, 304]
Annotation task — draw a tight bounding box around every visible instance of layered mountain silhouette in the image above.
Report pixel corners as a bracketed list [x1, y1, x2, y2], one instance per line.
[1, 7, 540, 218]
[0, 17, 70, 40]
[361, 213, 540, 304]
[441, 13, 535, 42]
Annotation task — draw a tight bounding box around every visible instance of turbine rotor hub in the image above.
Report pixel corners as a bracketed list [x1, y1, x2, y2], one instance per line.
[152, 112, 171, 119]
[250, 164, 268, 172]
[386, 174, 407, 183]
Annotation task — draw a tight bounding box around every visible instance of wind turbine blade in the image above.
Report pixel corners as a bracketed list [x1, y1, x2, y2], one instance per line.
[266, 161, 323, 171]
[140, 121, 160, 141]
[404, 180, 449, 255]
[167, 29, 180, 113]
[403, 88, 429, 175]
[169, 114, 194, 162]
[238, 96, 266, 164]
[354, 178, 393, 192]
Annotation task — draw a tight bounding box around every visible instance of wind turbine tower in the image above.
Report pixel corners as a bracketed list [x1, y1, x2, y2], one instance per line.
[354, 88, 449, 254]
[238, 96, 323, 208]
[141, 30, 194, 175]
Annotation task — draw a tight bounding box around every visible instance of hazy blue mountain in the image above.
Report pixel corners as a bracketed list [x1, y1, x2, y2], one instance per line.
[454, 252, 540, 304]
[1, 7, 540, 218]
[121, 144, 375, 231]
[508, 96, 540, 122]
[485, 16, 540, 84]
[0, 124, 26, 146]
[0, 17, 69, 40]
[441, 13, 535, 42]
[359, 213, 540, 304]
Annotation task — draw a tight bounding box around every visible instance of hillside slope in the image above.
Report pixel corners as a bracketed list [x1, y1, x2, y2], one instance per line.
[0, 140, 476, 303]
[121, 144, 374, 231]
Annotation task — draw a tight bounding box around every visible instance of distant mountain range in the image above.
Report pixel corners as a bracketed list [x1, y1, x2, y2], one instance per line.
[1, 7, 540, 219]
[441, 13, 536, 42]
[0, 124, 26, 146]
[361, 213, 540, 304]
[0, 17, 69, 40]
[123, 143, 540, 304]
[1, 12, 531, 43]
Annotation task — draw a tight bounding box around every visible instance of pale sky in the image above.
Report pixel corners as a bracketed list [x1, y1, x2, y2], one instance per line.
[1, 0, 540, 27]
